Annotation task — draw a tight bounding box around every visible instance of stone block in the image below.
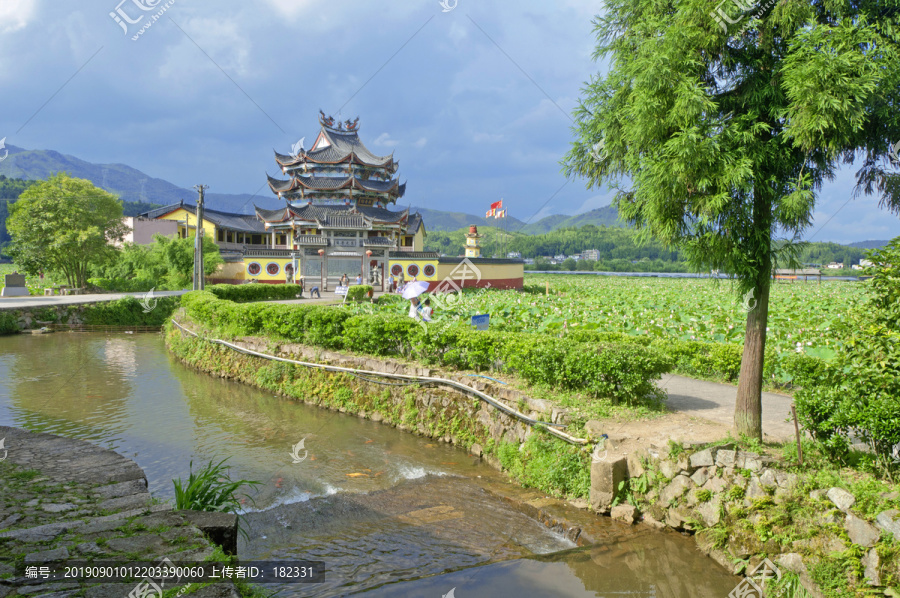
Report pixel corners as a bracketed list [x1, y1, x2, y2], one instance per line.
[626, 451, 646, 478]
[845, 514, 880, 548]
[589, 455, 628, 514]
[690, 467, 709, 487]
[665, 505, 696, 530]
[696, 498, 722, 527]
[746, 476, 766, 499]
[875, 509, 900, 538]
[469, 443, 483, 458]
[610, 504, 639, 524]
[862, 548, 881, 586]
[827, 487, 856, 512]
[776, 552, 806, 574]
[180, 510, 238, 555]
[690, 448, 715, 468]
[660, 474, 695, 504]
[715, 449, 736, 468]
[759, 469, 777, 489]
[659, 459, 679, 480]
[702, 476, 727, 493]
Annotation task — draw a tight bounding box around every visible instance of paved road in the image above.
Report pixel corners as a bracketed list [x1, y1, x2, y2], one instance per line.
[658, 373, 796, 442]
[0, 290, 188, 309]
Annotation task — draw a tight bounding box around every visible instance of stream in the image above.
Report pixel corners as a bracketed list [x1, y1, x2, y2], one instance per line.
[0, 332, 740, 597]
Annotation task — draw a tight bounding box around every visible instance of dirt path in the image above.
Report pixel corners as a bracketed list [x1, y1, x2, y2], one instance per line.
[658, 374, 796, 442]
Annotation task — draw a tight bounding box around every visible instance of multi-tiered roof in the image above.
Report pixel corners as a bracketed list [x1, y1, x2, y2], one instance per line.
[267, 111, 406, 207]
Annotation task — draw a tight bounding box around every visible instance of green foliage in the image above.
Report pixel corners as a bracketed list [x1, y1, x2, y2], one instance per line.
[342, 314, 417, 356]
[0, 312, 17, 336]
[173, 458, 261, 513]
[345, 285, 373, 301]
[562, 0, 900, 439]
[206, 283, 300, 303]
[180, 290, 673, 404]
[496, 433, 591, 499]
[7, 173, 129, 288]
[91, 232, 222, 291]
[794, 238, 900, 463]
[80, 296, 180, 326]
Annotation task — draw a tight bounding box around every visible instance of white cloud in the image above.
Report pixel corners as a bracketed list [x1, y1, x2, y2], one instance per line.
[374, 132, 399, 147]
[413, 137, 427, 148]
[0, 0, 37, 34]
[159, 16, 252, 80]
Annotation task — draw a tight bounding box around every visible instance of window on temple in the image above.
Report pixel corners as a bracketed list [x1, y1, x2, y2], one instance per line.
[217, 230, 224, 242]
[227, 231, 233, 243]
[403, 236, 413, 247]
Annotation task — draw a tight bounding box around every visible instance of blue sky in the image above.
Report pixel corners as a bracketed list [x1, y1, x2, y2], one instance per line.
[1, 0, 898, 243]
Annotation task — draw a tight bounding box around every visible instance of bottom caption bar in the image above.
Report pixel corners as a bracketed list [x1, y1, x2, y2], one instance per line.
[18, 561, 326, 584]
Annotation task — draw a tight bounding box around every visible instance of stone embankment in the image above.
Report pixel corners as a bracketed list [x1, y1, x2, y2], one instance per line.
[0, 426, 239, 598]
[591, 440, 900, 596]
[170, 330, 575, 461]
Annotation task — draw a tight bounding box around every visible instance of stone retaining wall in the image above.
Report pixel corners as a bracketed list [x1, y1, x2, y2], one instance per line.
[0, 304, 91, 331]
[590, 440, 900, 596]
[171, 330, 576, 465]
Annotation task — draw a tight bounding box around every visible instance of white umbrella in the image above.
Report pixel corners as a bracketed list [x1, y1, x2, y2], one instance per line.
[401, 280, 430, 299]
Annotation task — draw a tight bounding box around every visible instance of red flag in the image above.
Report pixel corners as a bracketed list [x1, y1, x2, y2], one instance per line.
[490, 200, 502, 210]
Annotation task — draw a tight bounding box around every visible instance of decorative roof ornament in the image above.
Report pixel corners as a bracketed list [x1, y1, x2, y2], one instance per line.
[318, 110, 335, 128]
[318, 110, 359, 132]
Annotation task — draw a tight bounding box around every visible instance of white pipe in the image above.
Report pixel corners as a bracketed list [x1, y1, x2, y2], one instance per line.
[170, 319, 588, 445]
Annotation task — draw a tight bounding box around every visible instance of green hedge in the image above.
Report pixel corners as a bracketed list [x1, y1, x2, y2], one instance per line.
[206, 283, 301, 303]
[346, 285, 373, 301]
[81, 296, 181, 326]
[179, 290, 673, 404]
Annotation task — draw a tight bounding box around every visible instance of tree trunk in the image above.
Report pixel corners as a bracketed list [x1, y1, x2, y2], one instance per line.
[734, 277, 770, 440]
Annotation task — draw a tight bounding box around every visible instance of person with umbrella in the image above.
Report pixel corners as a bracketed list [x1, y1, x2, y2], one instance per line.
[402, 280, 430, 320]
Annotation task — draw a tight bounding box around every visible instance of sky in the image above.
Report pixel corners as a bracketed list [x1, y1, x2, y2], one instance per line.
[1, 0, 898, 244]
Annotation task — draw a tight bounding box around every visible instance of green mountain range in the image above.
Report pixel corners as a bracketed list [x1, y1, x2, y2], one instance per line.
[0, 144, 622, 232]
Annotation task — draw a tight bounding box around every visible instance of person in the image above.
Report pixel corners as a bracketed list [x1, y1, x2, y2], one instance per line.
[355, 274, 362, 285]
[387, 273, 394, 293]
[297, 277, 304, 297]
[340, 274, 348, 287]
[420, 298, 433, 322]
[408, 296, 421, 320]
[309, 285, 320, 298]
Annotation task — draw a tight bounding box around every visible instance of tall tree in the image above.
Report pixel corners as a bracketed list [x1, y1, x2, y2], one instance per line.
[7, 173, 128, 288]
[563, 1, 900, 439]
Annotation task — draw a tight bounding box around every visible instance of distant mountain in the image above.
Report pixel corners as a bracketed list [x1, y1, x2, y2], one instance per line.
[0, 145, 616, 234]
[0, 144, 275, 214]
[519, 205, 623, 234]
[848, 240, 890, 250]
[410, 207, 526, 232]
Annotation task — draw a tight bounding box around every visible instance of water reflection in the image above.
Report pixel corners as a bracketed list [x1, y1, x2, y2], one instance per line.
[0, 332, 740, 597]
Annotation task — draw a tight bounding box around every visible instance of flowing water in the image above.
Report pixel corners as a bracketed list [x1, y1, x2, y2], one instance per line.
[0, 332, 740, 597]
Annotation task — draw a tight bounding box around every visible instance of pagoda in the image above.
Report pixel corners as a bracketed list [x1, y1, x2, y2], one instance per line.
[255, 112, 424, 290]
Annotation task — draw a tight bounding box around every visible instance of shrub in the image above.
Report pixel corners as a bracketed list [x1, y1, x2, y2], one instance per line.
[343, 314, 417, 356]
[180, 291, 674, 405]
[81, 296, 180, 326]
[346, 285, 373, 302]
[207, 283, 300, 303]
[0, 312, 17, 335]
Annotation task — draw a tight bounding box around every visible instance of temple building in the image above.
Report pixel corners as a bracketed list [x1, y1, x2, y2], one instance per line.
[253, 112, 424, 289]
[139, 112, 523, 290]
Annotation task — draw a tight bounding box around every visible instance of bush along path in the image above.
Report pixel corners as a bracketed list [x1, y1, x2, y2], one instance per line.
[591, 440, 900, 597]
[0, 426, 260, 598]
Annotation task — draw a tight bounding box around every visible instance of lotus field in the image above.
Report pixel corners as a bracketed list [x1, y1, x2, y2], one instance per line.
[376, 274, 863, 364]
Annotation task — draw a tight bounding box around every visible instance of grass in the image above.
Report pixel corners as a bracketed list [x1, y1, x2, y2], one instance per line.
[173, 458, 261, 513]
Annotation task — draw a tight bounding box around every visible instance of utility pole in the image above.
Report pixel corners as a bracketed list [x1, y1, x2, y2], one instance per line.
[193, 185, 208, 290]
